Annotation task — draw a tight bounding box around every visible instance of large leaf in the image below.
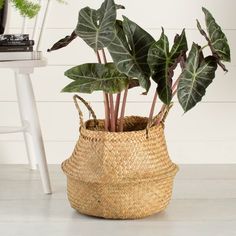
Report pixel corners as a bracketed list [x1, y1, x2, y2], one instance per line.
[177, 43, 218, 112]
[47, 31, 77, 52]
[201, 7, 230, 62]
[97, 3, 125, 19]
[107, 17, 155, 92]
[148, 29, 188, 104]
[75, 0, 116, 51]
[63, 63, 129, 94]
[123, 16, 155, 80]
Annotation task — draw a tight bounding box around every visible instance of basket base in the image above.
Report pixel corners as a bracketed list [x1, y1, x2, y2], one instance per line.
[71, 203, 169, 220]
[66, 177, 175, 220]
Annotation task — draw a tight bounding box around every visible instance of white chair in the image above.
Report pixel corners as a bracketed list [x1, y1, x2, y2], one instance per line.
[0, 0, 52, 194]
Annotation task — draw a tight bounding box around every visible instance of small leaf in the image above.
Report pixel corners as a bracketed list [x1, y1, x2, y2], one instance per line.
[202, 7, 231, 62]
[47, 31, 77, 52]
[197, 19, 228, 72]
[170, 30, 188, 60]
[148, 29, 188, 104]
[177, 43, 218, 112]
[63, 63, 129, 94]
[107, 18, 155, 92]
[76, 0, 116, 51]
[128, 79, 139, 89]
[115, 4, 125, 10]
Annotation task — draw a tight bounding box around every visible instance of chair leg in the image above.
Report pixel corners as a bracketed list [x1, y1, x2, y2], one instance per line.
[15, 72, 52, 194]
[23, 132, 38, 170]
[15, 73, 37, 170]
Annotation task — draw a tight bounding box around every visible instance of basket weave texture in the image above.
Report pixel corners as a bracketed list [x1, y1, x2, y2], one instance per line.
[62, 106, 178, 219]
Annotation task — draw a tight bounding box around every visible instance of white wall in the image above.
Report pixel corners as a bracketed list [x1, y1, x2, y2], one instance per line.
[0, 0, 235, 164]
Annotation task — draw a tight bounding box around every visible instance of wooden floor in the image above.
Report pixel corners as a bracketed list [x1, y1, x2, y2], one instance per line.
[0, 165, 236, 236]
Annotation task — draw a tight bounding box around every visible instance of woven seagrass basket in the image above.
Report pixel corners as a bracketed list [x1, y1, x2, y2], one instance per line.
[62, 95, 179, 219]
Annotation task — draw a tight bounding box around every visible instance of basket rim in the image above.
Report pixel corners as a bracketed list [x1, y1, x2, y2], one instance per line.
[80, 116, 164, 138]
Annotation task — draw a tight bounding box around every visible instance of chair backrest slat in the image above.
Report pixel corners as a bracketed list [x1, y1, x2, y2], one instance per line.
[36, 0, 51, 51]
[20, 0, 51, 51]
[21, 16, 27, 34]
[32, 0, 42, 42]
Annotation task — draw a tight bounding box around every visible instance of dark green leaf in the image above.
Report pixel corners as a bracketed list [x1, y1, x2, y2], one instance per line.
[171, 31, 188, 60]
[97, 3, 125, 19]
[107, 17, 155, 92]
[123, 16, 154, 79]
[177, 43, 218, 112]
[128, 79, 139, 89]
[112, 20, 130, 49]
[197, 19, 228, 72]
[63, 63, 129, 94]
[75, 0, 116, 51]
[47, 31, 77, 52]
[115, 4, 125, 10]
[202, 7, 231, 62]
[148, 29, 188, 104]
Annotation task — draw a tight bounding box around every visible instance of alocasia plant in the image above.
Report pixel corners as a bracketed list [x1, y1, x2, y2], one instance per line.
[48, 1, 231, 131]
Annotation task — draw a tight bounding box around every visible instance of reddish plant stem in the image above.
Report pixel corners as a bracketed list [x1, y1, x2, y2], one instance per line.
[109, 94, 116, 132]
[96, 50, 110, 131]
[156, 78, 179, 125]
[114, 93, 121, 130]
[172, 76, 180, 92]
[156, 104, 165, 125]
[96, 51, 102, 63]
[148, 91, 158, 124]
[103, 93, 110, 131]
[119, 87, 128, 132]
[157, 56, 187, 125]
[101, 48, 107, 63]
[109, 97, 116, 132]
[172, 88, 177, 97]
[101, 48, 116, 132]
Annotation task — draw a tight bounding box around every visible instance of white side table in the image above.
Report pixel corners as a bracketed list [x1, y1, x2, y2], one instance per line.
[0, 59, 52, 194]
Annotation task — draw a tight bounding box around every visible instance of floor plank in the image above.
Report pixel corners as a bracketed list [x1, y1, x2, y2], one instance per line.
[0, 221, 236, 236]
[0, 199, 236, 222]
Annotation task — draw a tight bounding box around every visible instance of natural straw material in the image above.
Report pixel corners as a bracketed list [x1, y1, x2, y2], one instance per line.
[62, 95, 179, 219]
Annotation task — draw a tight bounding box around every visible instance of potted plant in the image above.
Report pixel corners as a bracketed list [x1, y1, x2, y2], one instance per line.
[48, 0, 230, 219]
[0, 0, 41, 24]
[0, 0, 65, 33]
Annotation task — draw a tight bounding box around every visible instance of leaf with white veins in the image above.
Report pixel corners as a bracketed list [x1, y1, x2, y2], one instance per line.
[200, 7, 230, 62]
[177, 43, 218, 112]
[63, 63, 130, 94]
[108, 17, 155, 92]
[148, 29, 188, 104]
[76, 0, 116, 51]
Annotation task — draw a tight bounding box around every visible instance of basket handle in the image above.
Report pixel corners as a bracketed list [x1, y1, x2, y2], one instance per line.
[73, 95, 98, 128]
[146, 103, 173, 137]
[146, 114, 162, 133]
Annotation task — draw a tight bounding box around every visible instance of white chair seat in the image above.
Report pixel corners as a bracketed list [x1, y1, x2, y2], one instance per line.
[0, 58, 47, 70]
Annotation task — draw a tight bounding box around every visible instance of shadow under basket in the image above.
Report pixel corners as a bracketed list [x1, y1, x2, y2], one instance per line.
[62, 114, 179, 219]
